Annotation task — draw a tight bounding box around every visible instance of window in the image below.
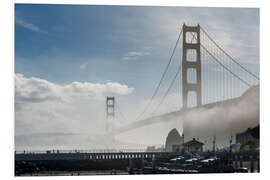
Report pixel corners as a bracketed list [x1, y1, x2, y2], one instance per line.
[186, 49, 197, 62]
[185, 32, 198, 44]
[187, 91, 197, 107]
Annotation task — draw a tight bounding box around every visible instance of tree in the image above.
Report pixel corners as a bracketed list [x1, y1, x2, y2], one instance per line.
[240, 140, 256, 151]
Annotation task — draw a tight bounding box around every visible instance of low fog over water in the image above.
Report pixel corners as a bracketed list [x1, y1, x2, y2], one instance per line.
[15, 71, 259, 151]
[113, 85, 259, 150]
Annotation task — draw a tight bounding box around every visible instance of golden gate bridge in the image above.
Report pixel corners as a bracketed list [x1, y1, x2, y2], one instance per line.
[16, 23, 260, 157]
[15, 24, 260, 175]
[109, 24, 259, 138]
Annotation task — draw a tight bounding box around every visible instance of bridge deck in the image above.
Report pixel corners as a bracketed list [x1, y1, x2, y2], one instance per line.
[111, 96, 241, 135]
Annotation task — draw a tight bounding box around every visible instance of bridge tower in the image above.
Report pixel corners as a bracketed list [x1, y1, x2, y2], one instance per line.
[182, 24, 202, 108]
[106, 96, 115, 133]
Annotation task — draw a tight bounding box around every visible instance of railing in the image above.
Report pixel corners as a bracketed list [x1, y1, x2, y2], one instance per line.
[15, 148, 167, 154]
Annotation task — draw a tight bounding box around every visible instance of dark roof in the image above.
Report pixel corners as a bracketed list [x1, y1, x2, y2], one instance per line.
[183, 138, 204, 146]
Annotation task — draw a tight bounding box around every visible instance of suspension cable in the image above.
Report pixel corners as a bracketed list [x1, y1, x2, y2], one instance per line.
[150, 63, 182, 116]
[200, 26, 260, 80]
[134, 27, 183, 121]
[201, 41, 251, 87]
[115, 100, 128, 122]
[191, 32, 251, 87]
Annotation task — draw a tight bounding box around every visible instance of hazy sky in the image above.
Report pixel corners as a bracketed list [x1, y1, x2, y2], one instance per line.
[15, 4, 259, 150]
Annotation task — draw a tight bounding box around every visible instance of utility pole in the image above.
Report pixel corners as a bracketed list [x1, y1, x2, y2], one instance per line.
[212, 136, 216, 155]
[229, 135, 233, 165]
[229, 135, 233, 153]
[182, 133, 185, 153]
[182, 133, 185, 144]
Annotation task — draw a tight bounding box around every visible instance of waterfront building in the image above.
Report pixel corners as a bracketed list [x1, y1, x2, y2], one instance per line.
[183, 138, 204, 153]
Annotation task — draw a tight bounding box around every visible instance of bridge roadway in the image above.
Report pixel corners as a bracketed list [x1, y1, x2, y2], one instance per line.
[111, 85, 259, 135]
[111, 96, 240, 135]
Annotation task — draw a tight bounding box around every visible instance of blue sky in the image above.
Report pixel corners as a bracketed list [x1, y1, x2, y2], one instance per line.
[14, 4, 260, 150]
[15, 5, 168, 97]
[15, 5, 259, 98]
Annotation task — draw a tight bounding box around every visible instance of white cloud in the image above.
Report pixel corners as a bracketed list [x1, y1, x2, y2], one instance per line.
[121, 51, 150, 61]
[15, 73, 134, 104]
[15, 17, 46, 33]
[115, 7, 258, 66]
[127, 51, 150, 57]
[15, 73, 134, 149]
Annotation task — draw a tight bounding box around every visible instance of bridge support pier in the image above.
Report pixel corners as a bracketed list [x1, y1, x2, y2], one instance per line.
[234, 161, 238, 168]
[250, 156, 254, 173]
[239, 156, 243, 168]
[257, 158, 260, 172]
[128, 158, 133, 174]
[152, 156, 156, 172]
